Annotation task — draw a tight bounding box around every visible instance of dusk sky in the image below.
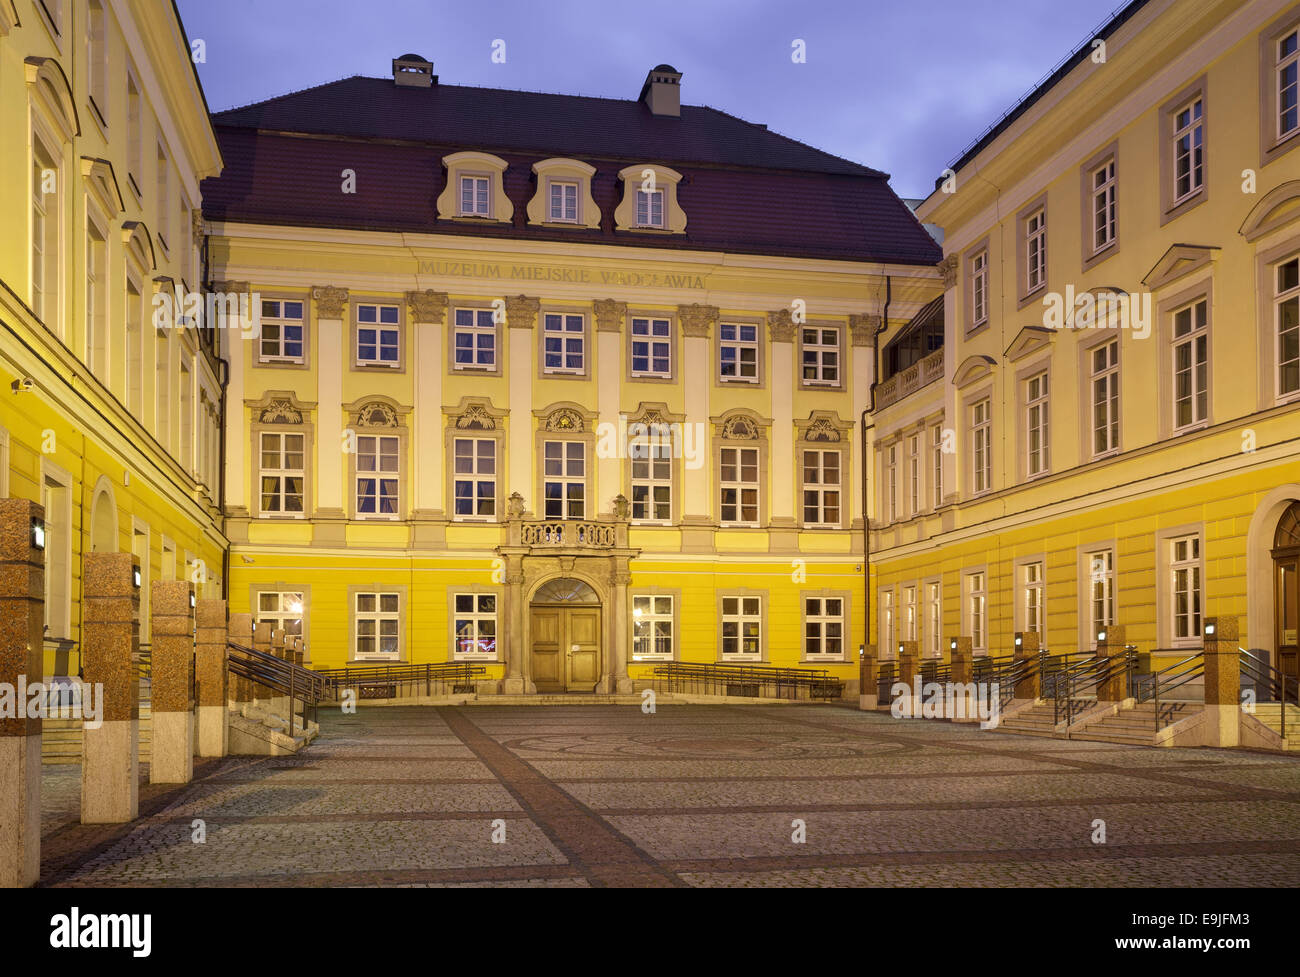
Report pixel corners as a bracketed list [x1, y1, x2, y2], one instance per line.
[177, 0, 1125, 200]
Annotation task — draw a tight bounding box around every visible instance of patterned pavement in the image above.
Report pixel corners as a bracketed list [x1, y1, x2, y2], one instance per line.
[36, 704, 1300, 887]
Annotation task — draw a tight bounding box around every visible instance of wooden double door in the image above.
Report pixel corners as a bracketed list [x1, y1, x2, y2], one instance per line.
[1275, 501, 1300, 685]
[531, 604, 602, 693]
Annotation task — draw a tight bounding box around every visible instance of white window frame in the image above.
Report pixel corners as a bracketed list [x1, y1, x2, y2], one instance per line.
[630, 428, 672, 523]
[460, 174, 490, 217]
[1172, 97, 1204, 204]
[1276, 254, 1299, 400]
[355, 303, 401, 368]
[804, 596, 845, 661]
[970, 249, 988, 327]
[452, 307, 497, 371]
[800, 326, 841, 386]
[1021, 561, 1044, 637]
[636, 188, 664, 228]
[965, 571, 987, 654]
[718, 322, 759, 383]
[453, 437, 497, 520]
[801, 448, 842, 527]
[353, 591, 401, 661]
[925, 580, 942, 658]
[971, 399, 992, 495]
[1172, 298, 1209, 432]
[542, 313, 585, 374]
[1280, 27, 1299, 141]
[1026, 373, 1049, 478]
[632, 594, 675, 661]
[630, 316, 671, 377]
[879, 587, 896, 655]
[1084, 548, 1115, 648]
[259, 431, 306, 517]
[1091, 158, 1117, 254]
[257, 591, 304, 639]
[902, 585, 917, 643]
[1025, 209, 1046, 293]
[543, 439, 586, 520]
[1170, 535, 1202, 647]
[719, 445, 759, 526]
[720, 595, 762, 660]
[883, 442, 898, 523]
[548, 180, 578, 223]
[930, 423, 944, 509]
[259, 299, 306, 364]
[453, 593, 498, 660]
[355, 433, 400, 519]
[1090, 339, 1120, 457]
[906, 434, 920, 517]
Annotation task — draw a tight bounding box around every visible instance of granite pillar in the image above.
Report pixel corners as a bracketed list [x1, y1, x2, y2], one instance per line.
[195, 599, 228, 758]
[1096, 624, 1128, 703]
[1202, 617, 1240, 748]
[1013, 630, 1041, 699]
[150, 581, 194, 784]
[858, 643, 877, 710]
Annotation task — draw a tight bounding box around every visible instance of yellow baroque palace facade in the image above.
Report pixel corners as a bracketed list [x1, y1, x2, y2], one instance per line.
[877, 0, 1300, 683]
[202, 57, 942, 691]
[0, 0, 225, 678]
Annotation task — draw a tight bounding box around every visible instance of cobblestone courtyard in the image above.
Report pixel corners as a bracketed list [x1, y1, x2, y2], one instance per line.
[36, 705, 1300, 887]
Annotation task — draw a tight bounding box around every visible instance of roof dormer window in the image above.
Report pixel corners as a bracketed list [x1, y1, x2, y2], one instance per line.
[527, 158, 600, 229]
[615, 164, 686, 234]
[437, 152, 512, 224]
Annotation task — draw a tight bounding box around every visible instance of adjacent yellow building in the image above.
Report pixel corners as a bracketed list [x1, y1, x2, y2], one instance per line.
[0, 0, 225, 678]
[879, 0, 1300, 687]
[202, 56, 942, 692]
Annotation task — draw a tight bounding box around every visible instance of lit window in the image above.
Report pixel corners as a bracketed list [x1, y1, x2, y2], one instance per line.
[356, 435, 399, 517]
[454, 594, 497, 659]
[925, 582, 941, 657]
[630, 426, 672, 522]
[1026, 373, 1049, 477]
[257, 592, 304, 638]
[884, 443, 898, 522]
[804, 597, 844, 660]
[1172, 299, 1208, 430]
[971, 399, 992, 494]
[1091, 340, 1120, 456]
[1086, 550, 1115, 646]
[453, 438, 496, 519]
[1022, 562, 1043, 636]
[721, 596, 761, 659]
[906, 434, 920, 517]
[1170, 536, 1202, 644]
[931, 424, 944, 509]
[354, 592, 400, 660]
[801, 327, 840, 385]
[720, 446, 759, 525]
[802, 449, 841, 526]
[633, 595, 674, 660]
[543, 441, 585, 519]
[902, 586, 917, 643]
[260, 432, 304, 514]
[966, 572, 987, 654]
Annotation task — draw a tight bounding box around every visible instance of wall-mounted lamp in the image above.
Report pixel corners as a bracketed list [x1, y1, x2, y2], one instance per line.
[898, 642, 904, 654]
[949, 638, 957, 651]
[11, 378, 34, 394]
[132, 566, 142, 589]
[1097, 630, 1107, 643]
[1204, 623, 1216, 637]
[1014, 635, 1022, 648]
[30, 517, 45, 551]
[190, 591, 196, 609]
[857, 644, 864, 658]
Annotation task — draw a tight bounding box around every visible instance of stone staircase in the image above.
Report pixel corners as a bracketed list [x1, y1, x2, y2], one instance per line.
[992, 701, 1061, 737]
[1251, 703, 1300, 751]
[42, 702, 153, 765]
[1073, 701, 1199, 745]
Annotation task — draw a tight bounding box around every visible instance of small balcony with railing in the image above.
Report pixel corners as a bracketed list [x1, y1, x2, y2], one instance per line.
[874, 294, 945, 411]
[505, 492, 630, 553]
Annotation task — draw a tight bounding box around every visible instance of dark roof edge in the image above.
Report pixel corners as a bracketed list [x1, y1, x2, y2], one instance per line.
[941, 0, 1153, 183]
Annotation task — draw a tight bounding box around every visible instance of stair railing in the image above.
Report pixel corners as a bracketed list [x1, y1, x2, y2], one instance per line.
[1239, 647, 1298, 740]
[1134, 649, 1204, 733]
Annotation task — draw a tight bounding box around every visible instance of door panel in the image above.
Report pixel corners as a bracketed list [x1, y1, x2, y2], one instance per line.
[531, 608, 564, 693]
[530, 605, 601, 693]
[1278, 559, 1298, 682]
[567, 608, 601, 690]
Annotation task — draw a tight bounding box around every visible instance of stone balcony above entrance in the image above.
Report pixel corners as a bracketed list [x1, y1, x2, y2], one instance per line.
[504, 492, 632, 553]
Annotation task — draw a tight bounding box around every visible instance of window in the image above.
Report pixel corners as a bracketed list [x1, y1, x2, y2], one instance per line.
[257, 592, 304, 639]
[154, 329, 170, 449]
[1025, 209, 1047, 294]
[31, 140, 60, 330]
[548, 181, 578, 222]
[356, 304, 400, 366]
[970, 250, 988, 327]
[971, 399, 992, 495]
[543, 313, 585, 374]
[966, 572, 987, 654]
[720, 446, 759, 525]
[636, 188, 664, 228]
[156, 145, 170, 250]
[453, 438, 496, 519]
[879, 588, 895, 654]
[631, 317, 671, 377]
[543, 441, 585, 519]
[1091, 158, 1116, 253]
[633, 595, 674, 660]
[630, 428, 672, 522]
[460, 175, 490, 216]
[906, 434, 920, 517]
[356, 435, 399, 517]
[1173, 97, 1204, 203]
[454, 594, 497, 659]
[721, 596, 762, 659]
[354, 592, 400, 660]
[804, 597, 844, 660]
[1086, 549, 1115, 645]
[42, 466, 71, 640]
[1172, 298, 1208, 430]
[931, 424, 944, 508]
[87, 1, 108, 121]
[1278, 27, 1299, 141]
[884, 442, 898, 522]
[1277, 255, 1299, 398]
[126, 75, 142, 195]
[719, 322, 758, 382]
[925, 581, 942, 657]
[1091, 340, 1120, 456]
[1026, 373, 1049, 477]
[902, 586, 917, 643]
[1170, 535, 1202, 645]
[453, 308, 496, 370]
[260, 432, 305, 515]
[259, 300, 305, 363]
[800, 327, 840, 385]
[125, 275, 143, 414]
[1022, 562, 1044, 636]
[178, 357, 192, 473]
[802, 449, 841, 526]
[86, 215, 107, 376]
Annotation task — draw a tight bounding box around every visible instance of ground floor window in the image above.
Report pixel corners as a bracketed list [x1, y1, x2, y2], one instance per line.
[632, 594, 674, 660]
[1085, 549, 1115, 646]
[1170, 535, 1202, 644]
[257, 591, 304, 638]
[721, 595, 762, 659]
[354, 591, 400, 660]
[453, 593, 497, 659]
[965, 571, 986, 653]
[804, 597, 844, 660]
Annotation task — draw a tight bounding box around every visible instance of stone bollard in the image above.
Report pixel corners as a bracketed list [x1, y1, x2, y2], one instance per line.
[1202, 617, 1240, 748]
[195, 599, 229, 758]
[229, 613, 254, 713]
[1013, 631, 1041, 700]
[897, 641, 919, 717]
[0, 499, 46, 887]
[150, 581, 195, 784]
[858, 643, 877, 710]
[1095, 625, 1128, 703]
[82, 553, 140, 824]
[948, 636, 976, 721]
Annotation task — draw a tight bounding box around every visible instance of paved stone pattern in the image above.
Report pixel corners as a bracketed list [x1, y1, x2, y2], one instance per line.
[37, 706, 1300, 887]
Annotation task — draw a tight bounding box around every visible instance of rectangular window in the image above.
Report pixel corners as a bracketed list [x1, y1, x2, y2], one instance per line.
[1172, 298, 1208, 430]
[543, 441, 585, 519]
[720, 446, 759, 525]
[636, 188, 664, 228]
[970, 250, 988, 326]
[631, 317, 671, 376]
[883, 443, 898, 522]
[260, 431, 305, 514]
[967, 572, 987, 654]
[31, 142, 59, 328]
[354, 592, 400, 660]
[804, 597, 844, 660]
[127, 76, 142, 194]
[802, 449, 841, 526]
[356, 304, 400, 366]
[880, 588, 895, 654]
[1091, 340, 1120, 456]
[156, 145, 170, 250]
[87, 1, 108, 120]
[356, 435, 399, 517]
[902, 585, 917, 643]
[257, 592, 304, 639]
[453, 308, 496, 370]
[1086, 549, 1115, 645]
[801, 327, 840, 385]
[453, 438, 496, 519]
[86, 217, 107, 376]
[906, 434, 920, 517]
[1170, 535, 1202, 645]
[548, 181, 578, 222]
[460, 175, 489, 216]
[259, 300, 305, 362]
[42, 470, 71, 639]
[630, 429, 672, 522]
[1280, 28, 1299, 140]
[971, 399, 992, 495]
[1025, 209, 1047, 293]
[454, 593, 497, 659]
[1173, 98, 1204, 203]
[925, 582, 942, 658]
[126, 277, 143, 414]
[721, 595, 762, 659]
[719, 322, 758, 382]
[179, 358, 192, 473]
[1091, 158, 1117, 253]
[633, 595, 674, 661]
[1026, 373, 1049, 477]
[1277, 256, 1299, 397]
[1022, 562, 1044, 636]
[543, 313, 585, 373]
[931, 424, 944, 508]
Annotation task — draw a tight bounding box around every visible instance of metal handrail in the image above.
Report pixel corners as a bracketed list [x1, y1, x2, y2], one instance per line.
[315, 661, 487, 699]
[1239, 647, 1298, 739]
[228, 641, 325, 732]
[1051, 653, 1109, 731]
[651, 662, 844, 701]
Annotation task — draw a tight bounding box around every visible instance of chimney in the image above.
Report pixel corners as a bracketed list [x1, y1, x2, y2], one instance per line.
[639, 64, 682, 117]
[392, 53, 435, 88]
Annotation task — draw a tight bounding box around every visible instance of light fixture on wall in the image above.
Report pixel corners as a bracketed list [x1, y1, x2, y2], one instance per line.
[11, 378, 34, 393]
[30, 517, 45, 551]
[190, 591, 196, 609]
[132, 565, 142, 589]
[1204, 622, 1216, 637]
[1097, 630, 1107, 643]
[949, 638, 957, 652]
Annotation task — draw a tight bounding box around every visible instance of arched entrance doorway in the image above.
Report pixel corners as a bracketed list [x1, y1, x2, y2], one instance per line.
[530, 577, 601, 693]
[1273, 501, 1300, 684]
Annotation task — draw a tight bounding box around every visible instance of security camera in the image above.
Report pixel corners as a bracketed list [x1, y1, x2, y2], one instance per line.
[11, 378, 34, 393]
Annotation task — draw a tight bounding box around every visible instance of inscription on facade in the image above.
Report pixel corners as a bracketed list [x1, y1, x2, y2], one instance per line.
[417, 260, 706, 289]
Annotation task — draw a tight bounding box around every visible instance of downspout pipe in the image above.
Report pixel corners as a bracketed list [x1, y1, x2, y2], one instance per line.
[861, 275, 890, 659]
